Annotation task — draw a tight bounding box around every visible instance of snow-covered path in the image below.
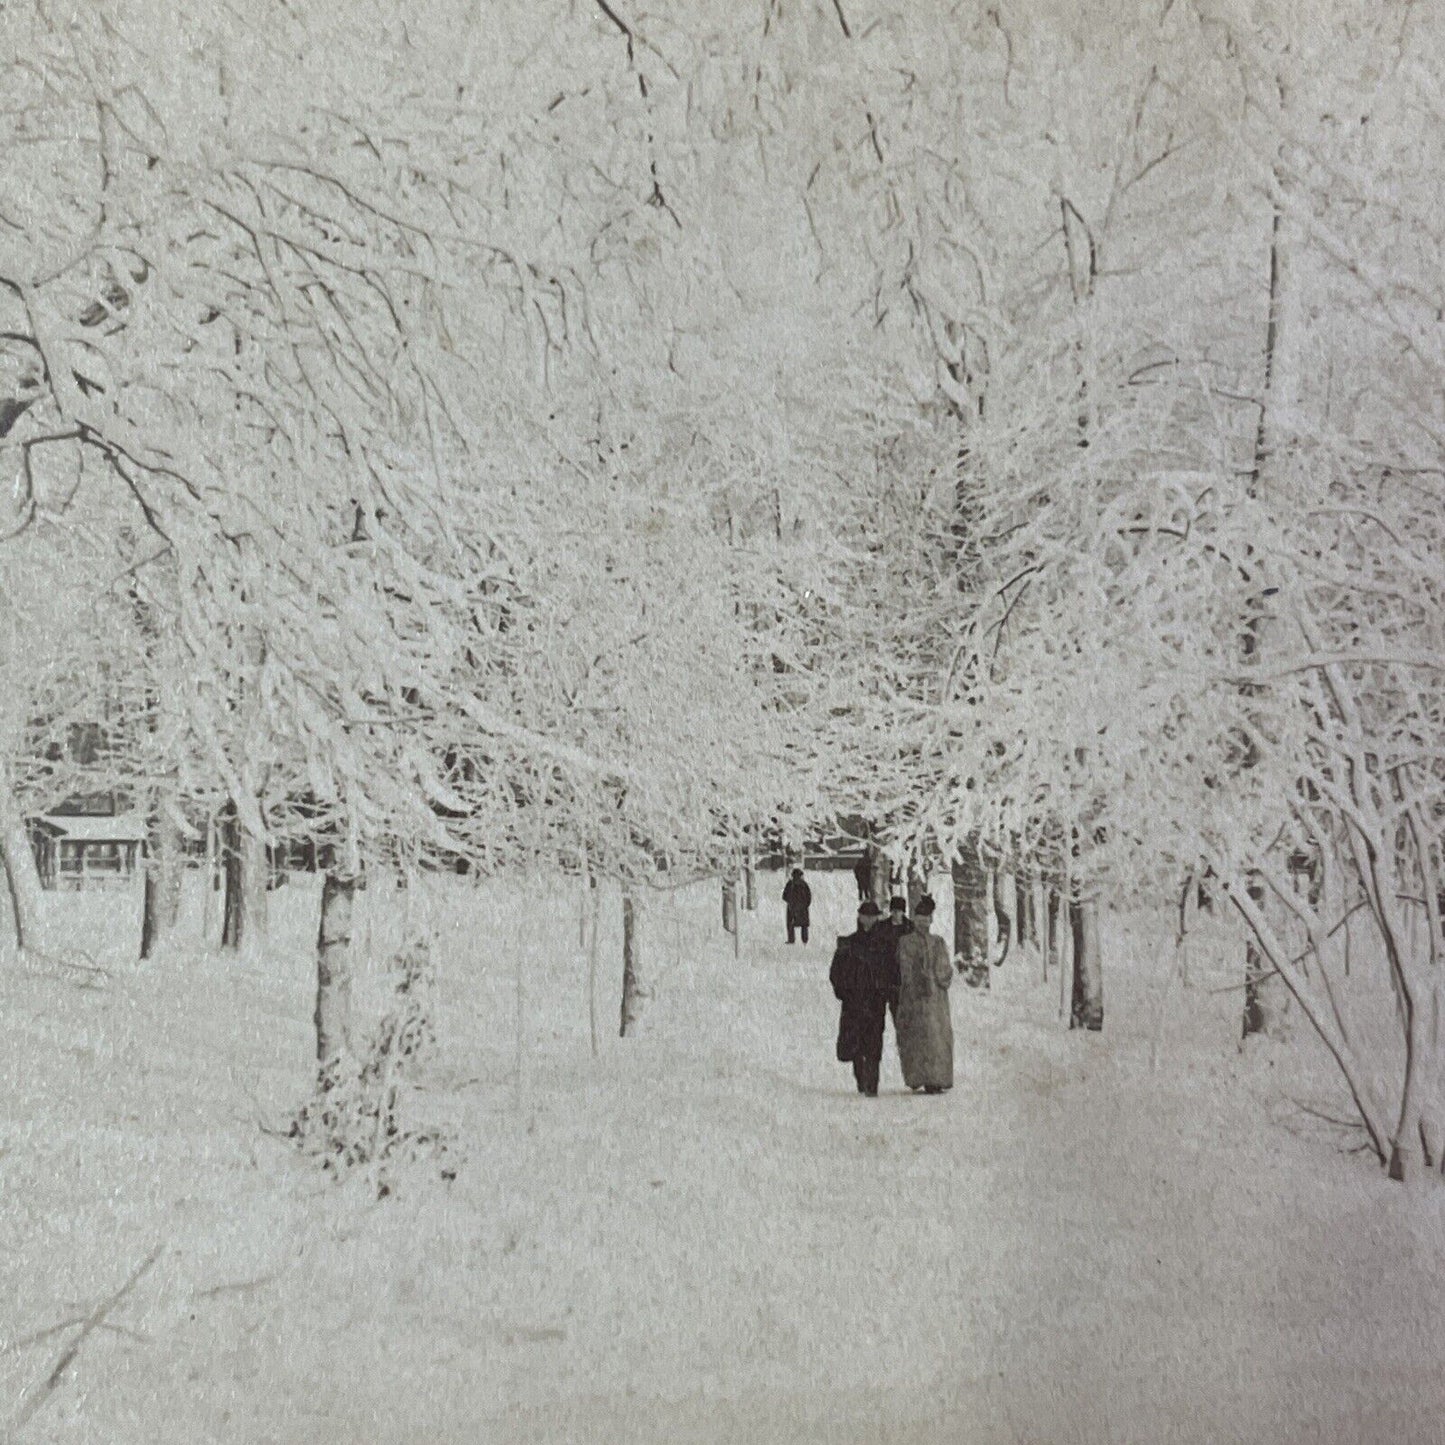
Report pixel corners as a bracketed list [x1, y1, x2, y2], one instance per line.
[3, 871, 1443, 1443]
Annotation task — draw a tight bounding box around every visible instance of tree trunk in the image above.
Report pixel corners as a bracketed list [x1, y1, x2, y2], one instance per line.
[220, 801, 269, 955]
[620, 891, 648, 1036]
[952, 843, 990, 989]
[906, 864, 927, 915]
[1175, 875, 1195, 990]
[0, 825, 38, 955]
[159, 810, 184, 932]
[140, 862, 158, 962]
[1241, 879, 1291, 1040]
[578, 866, 591, 949]
[1016, 870, 1037, 947]
[866, 842, 890, 909]
[997, 870, 1015, 946]
[220, 803, 243, 951]
[1058, 894, 1071, 1022]
[1046, 884, 1063, 981]
[743, 855, 757, 911]
[242, 825, 269, 950]
[587, 874, 601, 1059]
[0, 763, 44, 955]
[315, 872, 357, 1080]
[1388, 1005, 1424, 1183]
[722, 876, 740, 959]
[1418, 985, 1444, 1173]
[1387, 967, 1444, 1181]
[139, 799, 185, 960]
[1046, 878, 1057, 982]
[989, 869, 1011, 968]
[1069, 897, 1104, 1031]
[201, 812, 219, 941]
[1238, 186, 1299, 1040]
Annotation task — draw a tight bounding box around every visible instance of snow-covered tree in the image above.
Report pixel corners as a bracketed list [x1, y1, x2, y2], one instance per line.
[0, 0, 884, 1052]
[880, 0, 1445, 1176]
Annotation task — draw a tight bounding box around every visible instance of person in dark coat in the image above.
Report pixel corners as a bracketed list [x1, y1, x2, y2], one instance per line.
[829, 901, 901, 1096]
[895, 895, 954, 1093]
[782, 867, 812, 944]
[879, 896, 910, 953]
[852, 853, 871, 902]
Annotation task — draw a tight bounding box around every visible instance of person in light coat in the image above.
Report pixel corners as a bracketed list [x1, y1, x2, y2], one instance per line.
[894, 895, 954, 1093]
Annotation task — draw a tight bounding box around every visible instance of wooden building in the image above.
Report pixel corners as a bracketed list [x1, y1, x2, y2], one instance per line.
[27, 811, 147, 890]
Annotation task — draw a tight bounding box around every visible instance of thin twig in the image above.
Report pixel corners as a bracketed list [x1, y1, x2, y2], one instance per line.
[1288, 1099, 1368, 1132]
[9, 1246, 162, 1436]
[191, 1273, 279, 1301]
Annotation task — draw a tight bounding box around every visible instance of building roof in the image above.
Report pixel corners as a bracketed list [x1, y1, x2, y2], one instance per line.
[35, 812, 148, 842]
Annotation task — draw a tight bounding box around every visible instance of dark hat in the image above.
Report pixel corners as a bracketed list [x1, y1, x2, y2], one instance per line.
[858, 901, 881, 917]
[914, 895, 936, 916]
[888, 896, 908, 912]
[791, 867, 804, 876]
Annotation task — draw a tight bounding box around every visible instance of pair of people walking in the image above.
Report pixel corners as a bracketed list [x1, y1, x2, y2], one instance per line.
[830, 894, 954, 1096]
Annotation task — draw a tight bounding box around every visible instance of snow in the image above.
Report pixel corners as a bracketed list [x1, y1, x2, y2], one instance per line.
[3, 868, 1444, 1443]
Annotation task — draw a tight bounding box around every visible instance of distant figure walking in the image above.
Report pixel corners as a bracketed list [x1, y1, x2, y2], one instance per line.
[895, 896, 954, 1094]
[852, 852, 871, 902]
[783, 867, 812, 944]
[829, 901, 899, 1096]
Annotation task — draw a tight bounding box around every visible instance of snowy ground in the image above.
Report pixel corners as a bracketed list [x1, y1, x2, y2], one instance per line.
[3, 868, 1444, 1444]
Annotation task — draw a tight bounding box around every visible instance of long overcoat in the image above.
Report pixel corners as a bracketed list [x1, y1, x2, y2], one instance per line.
[829, 926, 897, 1062]
[895, 926, 954, 1088]
[783, 875, 812, 928]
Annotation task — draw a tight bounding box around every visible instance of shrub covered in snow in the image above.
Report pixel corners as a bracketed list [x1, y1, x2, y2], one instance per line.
[292, 935, 455, 1198]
